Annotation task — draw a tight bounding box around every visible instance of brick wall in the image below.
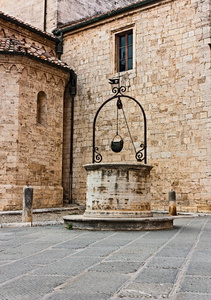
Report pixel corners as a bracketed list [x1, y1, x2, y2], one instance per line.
[61, 0, 211, 212]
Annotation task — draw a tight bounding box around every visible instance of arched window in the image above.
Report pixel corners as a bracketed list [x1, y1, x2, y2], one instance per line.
[37, 91, 47, 125]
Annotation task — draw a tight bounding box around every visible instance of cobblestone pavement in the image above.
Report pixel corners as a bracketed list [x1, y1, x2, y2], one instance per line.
[0, 216, 210, 300]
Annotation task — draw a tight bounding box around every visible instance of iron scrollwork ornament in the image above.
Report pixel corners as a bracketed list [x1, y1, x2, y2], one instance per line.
[112, 86, 126, 95]
[92, 81, 147, 164]
[93, 147, 102, 163]
[135, 144, 146, 162]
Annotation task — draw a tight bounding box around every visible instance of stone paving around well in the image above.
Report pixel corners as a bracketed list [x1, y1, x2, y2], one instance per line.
[0, 206, 85, 226]
[0, 216, 211, 300]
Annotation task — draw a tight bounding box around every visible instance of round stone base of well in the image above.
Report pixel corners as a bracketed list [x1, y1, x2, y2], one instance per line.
[63, 215, 175, 231]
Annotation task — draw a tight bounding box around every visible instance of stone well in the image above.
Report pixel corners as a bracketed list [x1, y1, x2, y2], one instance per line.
[84, 163, 153, 218]
[63, 162, 175, 230]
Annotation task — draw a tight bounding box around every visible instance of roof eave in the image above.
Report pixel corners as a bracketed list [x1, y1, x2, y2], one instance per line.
[0, 50, 71, 72]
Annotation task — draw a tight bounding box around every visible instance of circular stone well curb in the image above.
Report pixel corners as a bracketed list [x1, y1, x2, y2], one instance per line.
[63, 215, 175, 231]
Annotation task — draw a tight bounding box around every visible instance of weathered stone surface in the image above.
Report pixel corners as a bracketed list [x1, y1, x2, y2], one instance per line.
[0, 217, 210, 299]
[22, 186, 33, 223]
[169, 190, 177, 216]
[61, 0, 211, 213]
[0, 0, 58, 33]
[0, 16, 70, 210]
[63, 215, 174, 231]
[84, 163, 153, 218]
[0, 0, 210, 213]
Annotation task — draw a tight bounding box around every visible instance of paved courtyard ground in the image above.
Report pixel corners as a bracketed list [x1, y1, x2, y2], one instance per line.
[0, 216, 211, 299]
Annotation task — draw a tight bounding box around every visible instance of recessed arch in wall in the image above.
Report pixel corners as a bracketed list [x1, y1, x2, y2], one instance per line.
[37, 91, 47, 125]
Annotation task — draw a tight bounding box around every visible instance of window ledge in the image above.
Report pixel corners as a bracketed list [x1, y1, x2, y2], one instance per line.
[112, 68, 137, 84]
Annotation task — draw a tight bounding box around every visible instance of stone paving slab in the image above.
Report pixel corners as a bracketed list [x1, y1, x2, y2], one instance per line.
[0, 275, 68, 300]
[32, 256, 102, 276]
[0, 260, 39, 284]
[155, 247, 191, 258]
[46, 292, 110, 300]
[134, 267, 179, 284]
[73, 246, 120, 257]
[118, 282, 174, 299]
[179, 276, 211, 293]
[60, 271, 129, 295]
[145, 256, 185, 269]
[90, 261, 142, 274]
[174, 293, 211, 300]
[20, 249, 76, 265]
[186, 260, 211, 276]
[0, 217, 211, 300]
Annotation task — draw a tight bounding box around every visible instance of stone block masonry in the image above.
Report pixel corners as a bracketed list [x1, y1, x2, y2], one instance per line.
[0, 0, 58, 33]
[84, 163, 153, 217]
[0, 13, 71, 211]
[0, 56, 69, 210]
[61, 0, 211, 212]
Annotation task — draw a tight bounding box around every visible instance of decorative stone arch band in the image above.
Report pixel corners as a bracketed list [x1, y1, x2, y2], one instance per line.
[92, 86, 147, 164]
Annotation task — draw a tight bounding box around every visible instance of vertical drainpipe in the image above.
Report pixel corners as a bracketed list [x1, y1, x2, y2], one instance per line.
[69, 71, 77, 203]
[56, 32, 77, 203]
[44, 0, 47, 31]
[56, 33, 63, 60]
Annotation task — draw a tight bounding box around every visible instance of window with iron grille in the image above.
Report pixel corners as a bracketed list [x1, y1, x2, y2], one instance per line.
[116, 30, 133, 72]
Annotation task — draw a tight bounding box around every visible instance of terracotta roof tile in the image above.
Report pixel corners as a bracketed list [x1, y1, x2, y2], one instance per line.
[0, 36, 70, 70]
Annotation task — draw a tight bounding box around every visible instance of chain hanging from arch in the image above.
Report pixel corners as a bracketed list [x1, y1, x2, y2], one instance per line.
[111, 97, 138, 155]
[110, 97, 124, 153]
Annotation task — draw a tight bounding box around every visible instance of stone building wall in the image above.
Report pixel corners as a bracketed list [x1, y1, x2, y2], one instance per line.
[0, 0, 57, 32]
[0, 57, 20, 210]
[0, 56, 69, 210]
[0, 14, 70, 210]
[61, 0, 211, 212]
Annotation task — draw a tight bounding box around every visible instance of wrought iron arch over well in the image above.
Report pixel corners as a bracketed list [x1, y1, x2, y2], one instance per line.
[93, 86, 147, 164]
